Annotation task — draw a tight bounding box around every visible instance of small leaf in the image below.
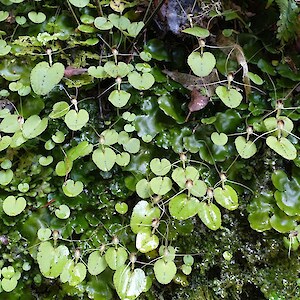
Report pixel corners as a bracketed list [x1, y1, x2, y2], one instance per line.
[150, 177, 172, 196]
[198, 202, 221, 230]
[62, 180, 83, 197]
[211, 132, 228, 146]
[187, 52, 216, 77]
[28, 11, 46, 23]
[37, 228, 52, 241]
[69, 0, 89, 7]
[105, 247, 128, 270]
[87, 251, 107, 276]
[154, 259, 177, 284]
[114, 266, 146, 300]
[235, 136, 257, 159]
[248, 72, 263, 85]
[39, 156, 53, 166]
[182, 26, 210, 38]
[55, 204, 71, 219]
[3, 196, 26, 216]
[108, 90, 131, 108]
[216, 86, 243, 108]
[92, 147, 116, 171]
[0, 169, 13, 185]
[64, 109, 89, 131]
[128, 71, 155, 90]
[150, 158, 171, 176]
[30, 62, 65, 95]
[116, 152, 130, 166]
[22, 115, 48, 139]
[135, 179, 153, 199]
[136, 229, 159, 253]
[266, 136, 297, 160]
[49, 101, 70, 119]
[169, 194, 200, 220]
[214, 185, 239, 210]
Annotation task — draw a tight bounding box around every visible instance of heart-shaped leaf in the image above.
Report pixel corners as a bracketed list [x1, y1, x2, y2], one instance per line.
[211, 132, 228, 146]
[214, 185, 239, 210]
[55, 159, 73, 176]
[3, 196, 26, 216]
[123, 138, 140, 154]
[235, 136, 257, 159]
[0, 136, 11, 151]
[52, 131, 65, 143]
[128, 71, 155, 90]
[116, 152, 130, 166]
[60, 260, 87, 286]
[154, 259, 177, 284]
[22, 115, 48, 139]
[150, 177, 172, 196]
[69, 0, 89, 7]
[0, 40, 11, 56]
[150, 158, 171, 176]
[130, 200, 160, 233]
[87, 251, 107, 276]
[266, 136, 297, 160]
[62, 180, 83, 197]
[37, 228, 52, 241]
[198, 202, 221, 230]
[114, 266, 146, 300]
[94, 17, 113, 30]
[171, 166, 199, 188]
[49, 101, 70, 119]
[0, 115, 20, 133]
[55, 204, 71, 219]
[108, 90, 131, 108]
[0, 11, 9, 22]
[0, 169, 13, 185]
[105, 247, 128, 270]
[1, 266, 15, 279]
[136, 229, 159, 253]
[108, 14, 130, 30]
[169, 194, 200, 220]
[264, 116, 293, 137]
[104, 61, 130, 78]
[216, 86, 243, 108]
[135, 179, 153, 199]
[187, 51, 216, 77]
[64, 109, 89, 131]
[88, 66, 108, 78]
[92, 147, 116, 171]
[115, 202, 128, 214]
[189, 179, 207, 197]
[127, 22, 144, 37]
[1, 276, 18, 292]
[39, 156, 53, 166]
[28, 11, 46, 23]
[30, 62, 65, 95]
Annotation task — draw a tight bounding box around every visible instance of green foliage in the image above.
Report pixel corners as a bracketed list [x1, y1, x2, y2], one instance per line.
[0, 0, 300, 299]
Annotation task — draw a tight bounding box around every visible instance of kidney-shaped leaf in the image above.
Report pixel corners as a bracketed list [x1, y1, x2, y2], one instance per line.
[92, 147, 116, 171]
[154, 259, 177, 284]
[169, 194, 200, 220]
[187, 51, 216, 77]
[88, 251, 107, 276]
[105, 247, 128, 270]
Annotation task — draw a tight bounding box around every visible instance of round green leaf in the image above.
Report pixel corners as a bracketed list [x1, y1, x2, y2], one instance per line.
[135, 179, 153, 199]
[22, 115, 48, 139]
[115, 202, 128, 214]
[150, 177, 172, 196]
[62, 180, 83, 197]
[123, 138, 140, 154]
[130, 200, 160, 233]
[216, 86, 243, 108]
[171, 166, 199, 188]
[150, 158, 171, 176]
[198, 202, 221, 230]
[37, 228, 52, 241]
[0, 136, 11, 151]
[116, 152, 130, 167]
[3, 196, 26, 216]
[266, 136, 297, 160]
[128, 71, 155, 90]
[87, 251, 107, 276]
[105, 247, 128, 270]
[187, 51, 216, 77]
[28, 11, 46, 23]
[154, 259, 177, 284]
[214, 185, 239, 210]
[114, 266, 146, 300]
[49, 101, 70, 119]
[0, 169, 14, 185]
[30, 62, 65, 95]
[92, 147, 116, 171]
[94, 17, 113, 30]
[1, 277, 18, 292]
[64, 109, 89, 131]
[211, 132, 228, 146]
[0, 11, 9, 22]
[235, 136, 257, 159]
[69, 0, 89, 7]
[136, 229, 159, 253]
[108, 90, 131, 108]
[169, 194, 200, 220]
[55, 204, 71, 219]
